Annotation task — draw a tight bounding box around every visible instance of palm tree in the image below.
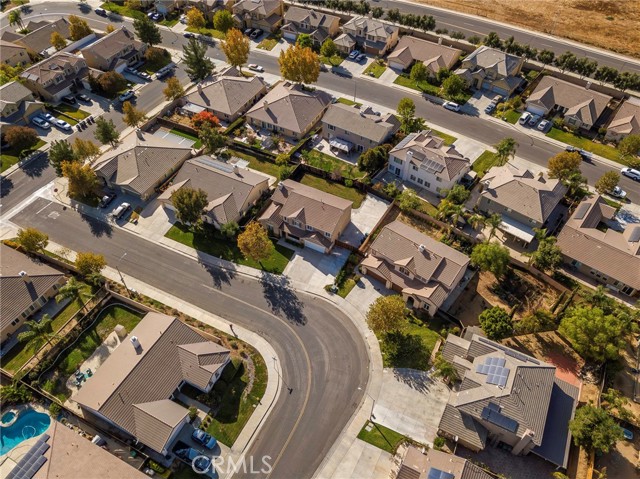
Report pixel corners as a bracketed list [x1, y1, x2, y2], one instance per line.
[486, 213, 502, 240]
[55, 277, 86, 310]
[564, 171, 587, 199]
[8, 10, 24, 30]
[494, 137, 518, 166]
[432, 355, 460, 386]
[467, 213, 486, 231]
[437, 200, 463, 234]
[17, 315, 57, 350]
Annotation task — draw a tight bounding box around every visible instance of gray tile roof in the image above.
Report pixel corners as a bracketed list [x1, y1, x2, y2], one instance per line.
[284, 6, 339, 30]
[21, 52, 87, 85]
[0, 39, 28, 63]
[0, 81, 35, 116]
[132, 400, 188, 454]
[80, 27, 144, 68]
[608, 97, 640, 136]
[399, 447, 494, 479]
[234, 0, 282, 16]
[388, 36, 462, 72]
[439, 403, 488, 450]
[0, 244, 66, 329]
[460, 46, 523, 78]
[334, 33, 356, 48]
[15, 18, 71, 54]
[322, 103, 400, 144]
[343, 16, 398, 39]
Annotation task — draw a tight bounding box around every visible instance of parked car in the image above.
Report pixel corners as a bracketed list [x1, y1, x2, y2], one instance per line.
[62, 94, 76, 104]
[608, 186, 627, 199]
[348, 49, 360, 60]
[119, 90, 135, 102]
[53, 119, 72, 132]
[565, 146, 592, 161]
[319, 63, 328, 72]
[250, 28, 263, 39]
[537, 119, 551, 132]
[152, 13, 162, 21]
[621, 167, 640, 181]
[76, 93, 91, 103]
[124, 66, 137, 74]
[31, 116, 51, 129]
[484, 103, 496, 114]
[95, 8, 107, 16]
[39, 112, 55, 123]
[443, 101, 461, 112]
[198, 34, 215, 45]
[355, 53, 366, 62]
[492, 95, 504, 104]
[183, 32, 194, 39]
[331, 66, 352, 78]
[147, 11, 155, 18]
[176, 448, 211, 472]
[527, 114, 541, 127]
[137, 71, 151, 81]
[112, 202, 131, 220]
[243, 28, 255, 36]
[191, 429, 217, 449]
[623, 428, 634, 440]
[179, 14, 187, 24]
[99, 193, 116, 208]
[518, 112, 532, 125]
[248, 64, 264, 73]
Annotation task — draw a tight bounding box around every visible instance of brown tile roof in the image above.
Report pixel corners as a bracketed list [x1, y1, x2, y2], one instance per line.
[480, 164, 566, 223]
[608, 98, 640, 136]
[322, 103, 401, 144]
[458, 46, 523, 78]
[284, 6, 339, 29]
[399, 447, 493, 479]
[234, 0, 281, 16]
[557, 195, 640, 290]
[132, 399, 189, 453]
[343, 16, 398, 39]
[388, 36, 462, 72]
[15, 18, 71, 54]
[21, 52, 87, 85]
[0, 81, 34, 116]
[80, 27, 144, 66]
[0, 39, 27, 62]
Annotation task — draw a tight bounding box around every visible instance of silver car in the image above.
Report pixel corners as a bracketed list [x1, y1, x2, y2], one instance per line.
[31, 116, 51, 129]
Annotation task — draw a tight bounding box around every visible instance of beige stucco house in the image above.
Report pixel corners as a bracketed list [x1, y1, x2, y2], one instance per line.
[605, 97, 640, 142]
[80, 27, 146, 72]
[335, 16, 398, 56]
[455, 46, 524, 97]
[233, 0, 284, 33]
[387, 36, 462, 74]
[0, 39, 30, 67]
[281, 6, 340, 46]
[20, 52, 92, 102]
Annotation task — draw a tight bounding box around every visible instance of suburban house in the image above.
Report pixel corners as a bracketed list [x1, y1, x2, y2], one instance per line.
[396, 447, 493, 479]
[387, 130, 471, 196]
[159, 155, 270, 228]
[477, 165, 567, 244]
[73, 312, 231, 456]
[0, 81, 46, 124]
[387, 36, 462, 74]
[94, 131, 193, 201]
[20, 52, 92, 102]
[0, 244, 67, 344]
[233, 0, 284, 33]
[0, 39, 29, 67]
[80, 27, 146, 72]
[321, 103, 400, 154]
[334, 16, 399, 56]
[181, 67, 267, 123]
[259, 179, 352, 253]
[12, 18, 72, 57]
[525, 76, 613, 130]
[438, 333, 579, 468]
[360, 220, 469, 315]
[606, 97, 640, 141]
[455, 46, 524, 97]
[281, 6, 340, 46]
[245, 81, 332, 141]
[557, 195, 640, 297]
[183, 0, 230, 21]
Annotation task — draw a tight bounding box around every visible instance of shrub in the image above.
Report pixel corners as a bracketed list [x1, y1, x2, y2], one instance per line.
[188, 406, 198, 421]
[433, 436, 446, 450]
[49, 402, 62, 417]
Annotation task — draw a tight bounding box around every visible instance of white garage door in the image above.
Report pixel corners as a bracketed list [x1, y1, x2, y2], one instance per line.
[526, 104, 547, 116]
[283, 31, 296, 41]
[388, 60, 405, 71]
[304, 240, 325, 253]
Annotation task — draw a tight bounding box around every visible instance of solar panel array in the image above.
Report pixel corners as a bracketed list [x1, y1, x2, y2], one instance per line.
[481, 407, 519, 433]
[427, 468, 455, 479]
[419, 158, 445, 174]
[7, 434, 50, 479]
[477, 337, 541, 365]
[475, 357, 510, 387]
[195, 156, 234, 173]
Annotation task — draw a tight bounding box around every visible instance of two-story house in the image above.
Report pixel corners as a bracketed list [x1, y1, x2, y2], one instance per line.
[0, 39, 29, 68]
[281, 6, 340, 47]
[606, 97, 640, 142]
[10, 18, 72, 58]
[0, 81, 46, 125]
[80, 27, 146, 72]
[20, 52, 92, 102]
[334, 16, 399, 56]
[387, 130, 471, 196]
[259, 179, 352, 253]
[233, 0, 284, 33]
[455, 45, 524, 97]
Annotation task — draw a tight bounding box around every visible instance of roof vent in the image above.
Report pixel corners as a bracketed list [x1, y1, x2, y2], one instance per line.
[585, 81, 591, 90]
[263, 99, 269, 109]
[418, 244, 425, 252]
[278, 182, 284, 189]
[130, 336, 141, 349]
[19, 271, 31, 282]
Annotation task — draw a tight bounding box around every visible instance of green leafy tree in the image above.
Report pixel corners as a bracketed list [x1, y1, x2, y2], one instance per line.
[163, 76, 185, 101]
[17, 227, 49, 253]
[530, 234, 563, 272]
[0, 64, 22, 86]
[437, 200, 463, 233]
[49, 140, 77, 176]
[397, 188, 422, 212]
[199, 122, 226, 154]
[537, 49, 555, 66]
[494, 138, 518, 166]
[220, 221, 240, 238]
[61, 161, 100, 199]
[479, 307, 513, 340]
[410, 61, 428, 85]
[618, 134, 640, 161]
[564, 171, 587, 199]
[213, 10, 234, 33]
[220, 28, 250, 71]
[569, 405, 623, 454]
[94, 117, 120, 146]
[443, 184, 470, 205]
[50, 31, 66, 50]
[397, 97, 423, 134]
[486, 213, 502, 240]
[97, 71, 127, 97]
[75, 252, 106, 279]
[72, 138, 101, 163]
[594, 65, 619, 85]
[357, 145, 389, 174]
[320, 38, 337, 62]
[548, 151, 582, 181]
[471, 242, 510, 278]
[55, 276, 85, 308]
[68, 15, 93, 41]
[296, 33, 313, 49]
[18, 315, 56, 349]
[366, 295, 407, 335]
[237, 221, 274, 265]
[555, 51, 578, 73]
[8, 10, 24, 29]
[186, 7, 206, 29]
[436, 67, 451, 84]
[595, 171, 620, 194]
[122, 101, 147, 128]
[171, 187, 208, 226]
[279, 43, 320, 84]
[4, 126, 38, 153]
[515, 309, 556, 334]
[483, 31, 502, 48]
[601, 388, 636, 423]
[441, 74, 466, 99]
[182, 37, 214, 82]
[133, 15, 162, 46]
[432, 353, 459, 385]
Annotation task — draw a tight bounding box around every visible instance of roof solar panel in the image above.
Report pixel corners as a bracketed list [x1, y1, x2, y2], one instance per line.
[427, 468, 455, 479]
[481, 407, 519, 433]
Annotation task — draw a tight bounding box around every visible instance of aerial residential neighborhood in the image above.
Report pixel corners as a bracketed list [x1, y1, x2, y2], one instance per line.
[0, 1, 639, 479]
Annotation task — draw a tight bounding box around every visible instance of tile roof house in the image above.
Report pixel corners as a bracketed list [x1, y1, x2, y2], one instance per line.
[259, 179, 352, 253]
[13, 18, 72, 57]
[321, 103, 400, 154]
[605, 97, 640, 141]
[20, 52, 92, 102]
[80, 27, 146, 72]
[73, 312, 230, 455]
[181, 67, 268, 123]
[183, 0, 227, 22]
[281, 6, 340, 46]
[94, 131, 193, 201]
[396, 446, 493, 479]
[438, 333, 579, 468]
[557, 195, 640, 297]
[335, 16, 399, 56]
[0, 39, 29, 68]
[360, 220, 470, 315]
[525, 76, 613, 130]
[387, 130, 471, 197]
[159, 155, 270, 228]
[0, 81, 46, 124]
[0, 244, 67, 344]
[245, 81, 332, 141]
[455, 46, 524, 97]
[477, 165, 567, 244]
[388, 36, 462, 74]
[233, 0, 284, 33]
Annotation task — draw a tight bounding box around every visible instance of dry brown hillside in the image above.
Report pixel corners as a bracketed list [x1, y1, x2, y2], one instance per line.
[414, 0, 640, 58]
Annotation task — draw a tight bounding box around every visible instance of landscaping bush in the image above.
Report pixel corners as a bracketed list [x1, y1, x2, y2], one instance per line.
[49, 402, 61, 417]
[433, 436, 446, 450]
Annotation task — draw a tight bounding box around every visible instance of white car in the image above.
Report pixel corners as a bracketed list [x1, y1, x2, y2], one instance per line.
[608, 186, 627, 199]
[53, 119, 72, 131]
[621, 167, 640, 181]
[537, 119, 551, 132]
[443, 101, 461, 112]
[248, 64, 264, 73]
[39, 112, 55, 123]
[112, 202, 131, 220]
[119, 90, 135, 102]
[518, 112, 532, 125]
[31, 116, 51, 129]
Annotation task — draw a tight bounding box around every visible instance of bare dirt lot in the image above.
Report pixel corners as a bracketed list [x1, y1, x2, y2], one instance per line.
[414, 0, 640, 58]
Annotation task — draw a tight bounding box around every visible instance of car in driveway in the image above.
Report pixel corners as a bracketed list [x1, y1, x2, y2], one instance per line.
[527, 114, 541, 127]
[53, 118, 72, 132]
[137, 71, 151, 81]
[31, 116, 51, 129]
[191, 429, 217, 449]
[99, 193, 116, 208]
[443, 101, 461, 112]
[608, 186, 627, 199]
[484, 103, 496, 114]
[39, 112, 55, 123]
[119, 90, 135, 102]
[348, 49, 360, 60]
[355, 53, 366, 62]
[537, 119, 551, 132]
[250, 28, 263, 39]
[112, 202, 131, 220]
[244, 28, 255, 37]
[621, 167, 640, 181]
[76, 93, 92, 103]
[62, 94, 76, 104]
[248, 64, 264, 73]
[518, 112, 532, 125]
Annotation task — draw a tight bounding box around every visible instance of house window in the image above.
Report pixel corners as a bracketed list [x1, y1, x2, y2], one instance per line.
[393, 158, 403, 164]
[306, 225, 313, 231]
[436, 177, 442, 182]
[410, 175, 416, 181]
[328, 124, 335, 131]
[417, 178, 424, 185]
[412, 165, 418, 171]
[398, 266, 409, 275]
[324, 231, 331, 238]
[426, 181, 431, 188]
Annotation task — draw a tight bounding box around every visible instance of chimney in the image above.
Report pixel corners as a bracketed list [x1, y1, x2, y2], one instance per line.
[197, 83, 203, 93]
[135, 128, 144, 140]
[19, 271, 31, 283]
[418, 244, 425, 252]
[233, 164, 239, 174]
[130, 336, 141, 350]
[263, 99, 269, 109]
[586, 81, 591, 90]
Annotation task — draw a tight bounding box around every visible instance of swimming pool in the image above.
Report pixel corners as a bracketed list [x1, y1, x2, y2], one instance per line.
[0, 408, 51, 456]
[1, 412, 16, 425]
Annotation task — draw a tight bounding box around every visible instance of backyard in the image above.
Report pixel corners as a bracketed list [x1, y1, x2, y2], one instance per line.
[547, 128, 622, 163]
[228, 148, 282, 179]
[302, 149, 368, 180]
[357, 421, 406, 454]
[298, 173, 366, 208]
[0, 139, 46, 172]
[170, 128, 202, 148]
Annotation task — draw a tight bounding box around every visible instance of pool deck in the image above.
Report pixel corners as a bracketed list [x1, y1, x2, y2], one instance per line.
[0, 404, 53, 473]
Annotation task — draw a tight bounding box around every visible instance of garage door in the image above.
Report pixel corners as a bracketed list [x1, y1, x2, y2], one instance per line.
[283, 31, 296, 41]
[526, 104, 547, 116]
[388, 60, 405, 71]
[304, 240, 326, 253]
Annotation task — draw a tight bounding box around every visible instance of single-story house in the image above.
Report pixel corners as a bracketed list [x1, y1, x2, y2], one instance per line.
[605, 97, 640, 142]
[13, 18, 72, 57]
[0, 39, 29, 67]
[80, 27, 146, 72]
[281, 6, 340, 46]
[387, 36, 462, 74]
[455, 45, 524, 97]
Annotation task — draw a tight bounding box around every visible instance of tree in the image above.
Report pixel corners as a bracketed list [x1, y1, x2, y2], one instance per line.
[555, 51, 578, 73]
[163, 76, 185, 101]
[432, 354, 459, 385]
[125, 0, 142, 10]
[122, 101, 147, 128]
[564, 171, 587, 199]
[191, 110, 220, 130]
[483, 31, 502, 48]
[171, 187, 208, 226]
[18, 315, 56, 350]
[559, 306, 628, 363]
[68, 15, 93, 41]
[186, 7, 206, 29]
[569, 405, 623, 454]
[61, 161, 100, 199]
[0, 64, 22, 86]
[537, 49, 555, 66]
[547, 151, 582, 181]
[8, 10, 23, 30]
[618, 134, 640, 160]
[486, 213, 502, 240]
[237, 221, 274, 265]
[357, 145, 389, 174]
[515, 309, 555, 334]
[75, 252, 106, 279]
[530, 235, 562, 272]
[366, 295, 407, 335]
[213, 10, 234, 33]
[4, 126, 38, 153]
[594, 65, 619, 85]
[320, 38, 337, 61]
[437, 200, 463, 233]
[182, 37, 214, 82]
[133, 15, 162, 46]
[575, 57, 598, 79]
[279, 44, 320, 84]
[220, 221, 240, 239]
[296, 33, 313, 49]
[17, 227, 48, 253]
[220, 28, 250, 71]
[595, 171, 620, 194]
[50, 31, 66, 50]
[601, 388, 636, 423]
[105, 24, 116, 34]
[436, 67, 451, 84]
[48, 139, 76, 176]
[494, 137, 518, 166]
[441, 74, 466, 100]
[444, 184, 470, 205]
[471, 242, 510, 278]
[144, 46, 169, 68]
[94, 117, 120, 146]
[397, 97, 424, 134]
[397, 188, 421, 212]
[72, 138, 101, 163]
[56, 276, 84, 305]
[479, 307, 513, 340]
[97, 71, 127, 97]
[410, 61, 428, 85]
[199, 122, 227, 154]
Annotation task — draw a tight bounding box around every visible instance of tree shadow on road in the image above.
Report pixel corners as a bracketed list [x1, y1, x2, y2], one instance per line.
[21, 153, 49, 178]
[80, 212, 113, 238]
[200, 260, 237, 289]
[259, 272, 306, 325]
[0, 176, 14, 198]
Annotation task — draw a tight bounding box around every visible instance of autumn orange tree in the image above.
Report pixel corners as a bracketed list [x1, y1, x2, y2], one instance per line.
[237, 222, 274, 266]
[278, 43, 320, 84]
[220, 28, 249, 71]
[191, 111, 220, 130]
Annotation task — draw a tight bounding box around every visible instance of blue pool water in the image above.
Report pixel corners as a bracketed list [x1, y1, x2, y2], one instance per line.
[1, 412, 16, 424]
[0, 409, 50, 456]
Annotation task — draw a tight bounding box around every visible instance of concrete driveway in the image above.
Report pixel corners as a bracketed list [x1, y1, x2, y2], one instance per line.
[340, 194, 390, 247]
[461, 90, 495, 117]
[282, 244, 350, 288]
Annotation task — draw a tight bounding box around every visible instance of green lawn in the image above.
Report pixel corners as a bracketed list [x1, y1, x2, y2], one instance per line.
[393, 74, 471, 103]
[186, 26, 226, 40]
[378, 313, 441, 370]
[166, 222, 294, 274]
[141, 53, 172, 73]
[299, 173, 366, 208]
[227, 148, 282, 179]
[158, 11, 179, 27]
[54, 111, 77, 126]
[257, 37, 278, 51]
[170, 128, 202, 148]
[336, 97, 362, 107]
[357, 421, 406, 453]
[472, 150, 501, 177]
[1, 139, 47, 172]
[101, 2, 146, 20]
[429, 128, 457, 145]
[495, 109, 520, 124]
[320, 55, 344, 66]
[54, 104, 90, 120]
[363, 61, 386, 78]
[547, 127, 622, 163]
[303, 149, 368, 180]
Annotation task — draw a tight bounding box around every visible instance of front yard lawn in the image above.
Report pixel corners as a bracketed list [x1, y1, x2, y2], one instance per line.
[170, 128, 202, 148]
[53, 104, 90, 121]
[547, 127, 622, 163]
[299, 173, 366, 208]
[428, 128, 457, 145]
[158, 11, 179, 27]
[186, 26, 226, 40]
[141, 54, 172, 73]
[303, 149, 367, 180]
[227, 148, 282, 179]
[165, 222, 294, 274]
[357, 421, 406, 453]
[101, 2, 146, 20]
[54, 111, 77, 126]
[363, 61, 386, 78]
[394, 74, 471, 104]
[257, 37, 278, 50]
[496, 109, 520, 124]
[320, 54, 344, 66]
[472, 150, 501, 177]
[1, 139, 46, 172]
[336, 97, 362, 107]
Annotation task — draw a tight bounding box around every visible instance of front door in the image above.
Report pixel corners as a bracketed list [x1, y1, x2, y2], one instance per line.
[395, 167, 401, 176]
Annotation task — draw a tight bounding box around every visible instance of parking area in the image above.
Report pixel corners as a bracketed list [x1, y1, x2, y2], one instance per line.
[340, 194, 390, 247]
[461, 90, 496, 117]
[282, 244, 350, 287]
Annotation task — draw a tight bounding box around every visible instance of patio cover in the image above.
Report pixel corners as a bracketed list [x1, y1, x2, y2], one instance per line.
[329, 137, 353, 153]
[500, 215, 535, 243]
[182, 102, 205, 115]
